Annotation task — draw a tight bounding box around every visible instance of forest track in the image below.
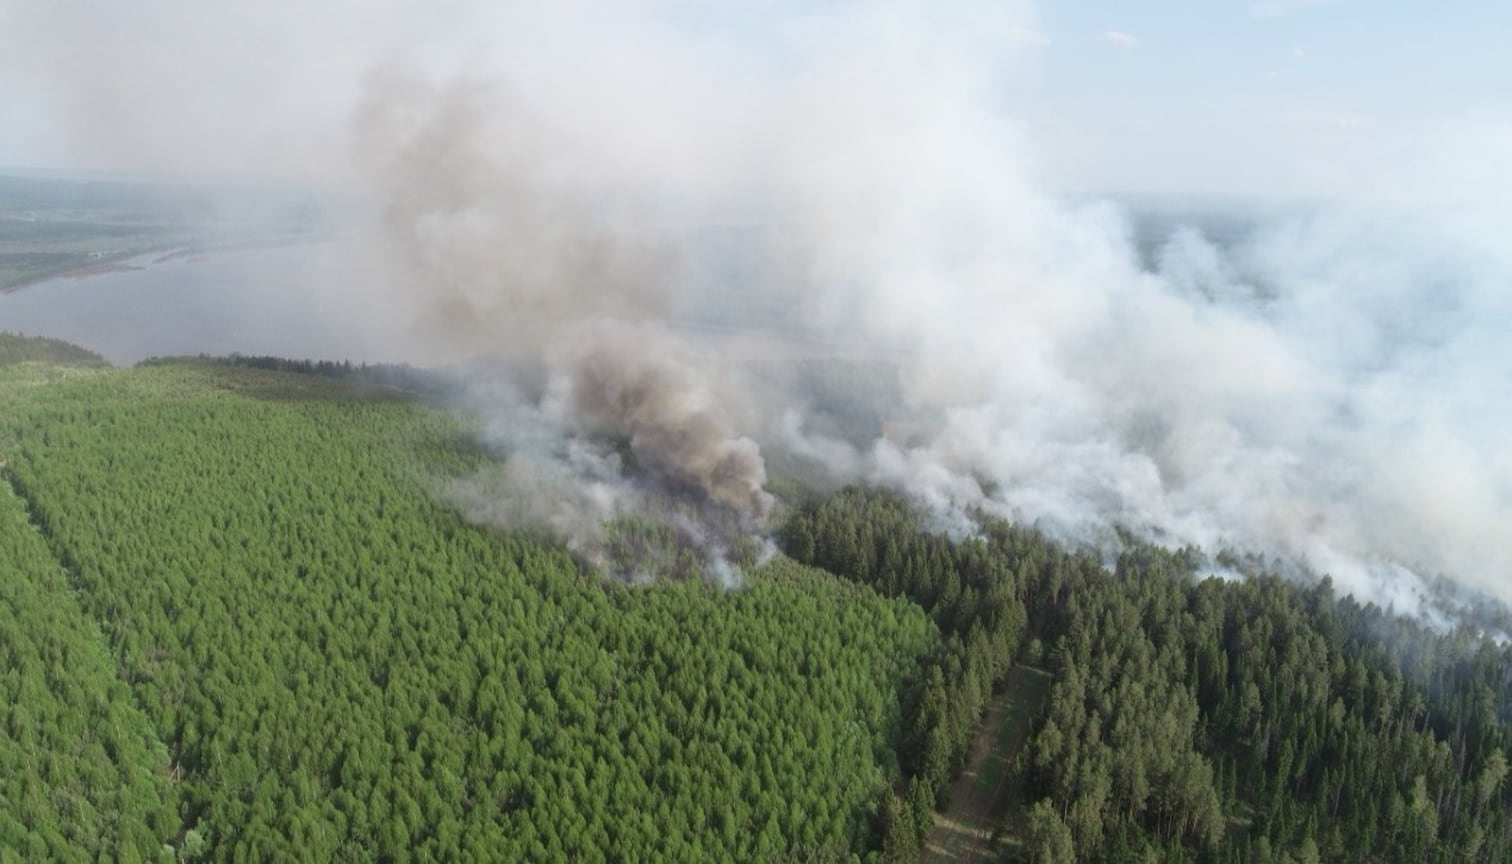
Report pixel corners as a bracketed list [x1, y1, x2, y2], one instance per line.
[921, 665, 1052, 863]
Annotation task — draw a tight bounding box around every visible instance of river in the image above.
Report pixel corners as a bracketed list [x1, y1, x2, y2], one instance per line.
[0, 243, 411, 366]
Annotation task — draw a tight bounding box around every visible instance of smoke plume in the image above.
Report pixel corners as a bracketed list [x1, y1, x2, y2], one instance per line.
[5, 2, 1509, 602]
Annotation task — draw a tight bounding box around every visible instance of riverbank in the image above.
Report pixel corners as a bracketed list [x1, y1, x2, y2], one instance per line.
[0, 253, 150, 294]
[0, 234, 331, 295]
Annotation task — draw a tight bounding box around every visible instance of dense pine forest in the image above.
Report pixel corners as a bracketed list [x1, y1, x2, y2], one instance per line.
[1, 336, 1510, 861]
[785, 489, 1512, 862]
[0, 347, 934, 860]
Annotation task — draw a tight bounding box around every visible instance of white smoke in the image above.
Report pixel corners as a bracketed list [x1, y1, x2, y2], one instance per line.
[5, 1, 1508, 602]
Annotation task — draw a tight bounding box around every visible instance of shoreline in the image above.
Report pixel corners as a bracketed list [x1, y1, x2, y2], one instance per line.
[0, 234, 331, 295]
[0, 257, 148, 294]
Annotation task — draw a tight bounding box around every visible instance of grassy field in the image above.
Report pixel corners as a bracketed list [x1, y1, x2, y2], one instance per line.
[922, 665, 1053, 863]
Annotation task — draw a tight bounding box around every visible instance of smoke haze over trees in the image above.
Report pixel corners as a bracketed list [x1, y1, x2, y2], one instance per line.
[3, 3, 1508, 604]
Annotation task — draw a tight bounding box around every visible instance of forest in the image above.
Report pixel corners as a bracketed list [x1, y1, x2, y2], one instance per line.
[1, 334, 1510, 861]
[785, 489, 1512, 862]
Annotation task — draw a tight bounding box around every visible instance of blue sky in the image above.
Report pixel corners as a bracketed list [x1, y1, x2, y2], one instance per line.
[1016, 1, 1512, 196]
[1, 1, 1508, 200]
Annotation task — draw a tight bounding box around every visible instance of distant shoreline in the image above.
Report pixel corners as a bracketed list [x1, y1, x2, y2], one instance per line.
[0, 252, 154, 294]
[0, 234, 330, 295]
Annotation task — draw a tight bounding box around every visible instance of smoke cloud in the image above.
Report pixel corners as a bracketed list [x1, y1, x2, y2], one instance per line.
[348, 65, 772, 569]
[5, 2, 1508, 603]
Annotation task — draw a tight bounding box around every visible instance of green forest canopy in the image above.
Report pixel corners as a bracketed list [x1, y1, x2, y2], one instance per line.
[0, 358, 935, 860]
[0, 344, 1508, 862]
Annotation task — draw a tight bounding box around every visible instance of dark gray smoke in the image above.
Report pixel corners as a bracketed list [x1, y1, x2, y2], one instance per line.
[560, 319, 772, 522]
[349, 67, 772, 573]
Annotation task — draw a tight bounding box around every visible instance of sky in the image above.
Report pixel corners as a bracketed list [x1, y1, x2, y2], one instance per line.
[1, 1, 1508, 200]
[1020, 0, 1512, 198]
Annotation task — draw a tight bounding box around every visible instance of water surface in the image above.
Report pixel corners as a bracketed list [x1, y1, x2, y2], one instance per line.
[0, 244, 407, 365]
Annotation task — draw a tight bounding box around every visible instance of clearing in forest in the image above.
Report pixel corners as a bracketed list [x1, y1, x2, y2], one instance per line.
[921, 665, 1053, 863]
